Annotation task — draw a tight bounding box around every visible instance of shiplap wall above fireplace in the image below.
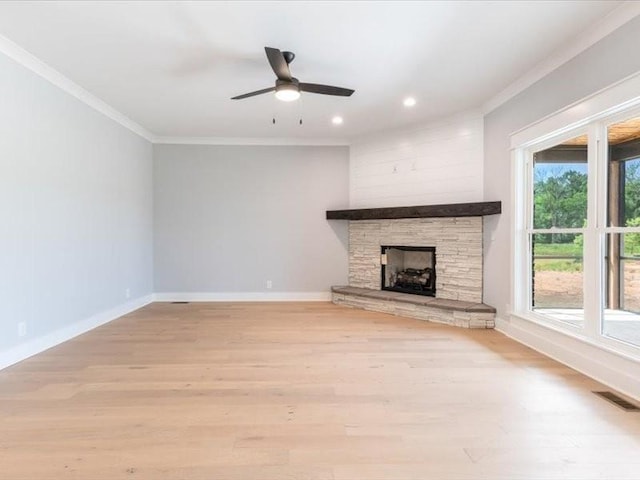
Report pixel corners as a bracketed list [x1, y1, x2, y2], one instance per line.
[349, 111, 484, 208]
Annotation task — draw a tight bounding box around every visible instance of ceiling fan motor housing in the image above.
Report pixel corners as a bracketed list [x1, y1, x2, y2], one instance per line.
[282, 51, 295, 64]
[276, 78, 299, 88]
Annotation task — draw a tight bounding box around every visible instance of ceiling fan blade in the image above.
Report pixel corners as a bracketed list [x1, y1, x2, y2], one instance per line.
[299, 83, 354, 97]
[231, 87, 275, 100]
[265, 47, 292, 81]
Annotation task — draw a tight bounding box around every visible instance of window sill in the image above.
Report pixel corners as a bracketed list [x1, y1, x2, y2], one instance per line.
[509, 310, 640, 364]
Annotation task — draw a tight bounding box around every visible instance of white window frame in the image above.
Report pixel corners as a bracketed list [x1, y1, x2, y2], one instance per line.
[511, 70, 640, 361]
[521, 126, 591, 332]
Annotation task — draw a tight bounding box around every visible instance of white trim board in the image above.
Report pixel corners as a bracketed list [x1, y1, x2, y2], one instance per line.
[482, 2, 640, 115]
[0, 33, 154, 142]
[154, 292, 332, 302]
[510, 69, 640, 148]
[0, 292, 330, 371]
[0, 294, 154, 371]
[153, 137, 349, 146]
[496, 316, 640, 402]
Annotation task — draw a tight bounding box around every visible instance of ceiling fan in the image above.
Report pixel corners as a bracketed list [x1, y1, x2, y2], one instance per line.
[231, 47, 355, 102]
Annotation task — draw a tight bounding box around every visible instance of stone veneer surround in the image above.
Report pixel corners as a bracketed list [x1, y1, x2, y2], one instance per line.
[349, 217, 483, 302]
[333, 216, 495, 328]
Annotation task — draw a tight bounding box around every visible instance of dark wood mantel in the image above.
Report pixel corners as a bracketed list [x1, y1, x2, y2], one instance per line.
[326, 201, 501, 221]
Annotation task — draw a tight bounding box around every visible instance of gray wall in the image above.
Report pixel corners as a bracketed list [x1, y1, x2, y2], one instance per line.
[153, 145, 349, 294]
[483, 15, 640, 318]
[0, 52, 154, 351]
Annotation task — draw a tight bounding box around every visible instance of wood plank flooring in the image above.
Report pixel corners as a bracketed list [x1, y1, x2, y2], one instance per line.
[1, 302, 639, 479]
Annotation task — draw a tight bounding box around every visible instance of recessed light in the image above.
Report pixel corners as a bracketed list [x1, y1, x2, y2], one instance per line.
[403, 97, 417, 107]
[332, 116, 344, 125]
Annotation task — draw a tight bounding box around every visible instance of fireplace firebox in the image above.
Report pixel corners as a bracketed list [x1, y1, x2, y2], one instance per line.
[381, 246, 436, 296]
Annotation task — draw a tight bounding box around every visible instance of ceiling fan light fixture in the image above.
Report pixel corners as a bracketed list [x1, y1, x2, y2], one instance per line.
[275, 83, 300, 102]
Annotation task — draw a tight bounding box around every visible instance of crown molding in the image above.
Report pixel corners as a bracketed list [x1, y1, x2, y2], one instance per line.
[153, 136, 350, 146]
[482, 1, 640, 115]
[0, 33, 155, 142]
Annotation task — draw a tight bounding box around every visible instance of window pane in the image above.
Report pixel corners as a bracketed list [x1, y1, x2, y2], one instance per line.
[532, 233, 584, 326]
[623, 259, 640, 313]
[607, 117, 640, 227]
[623, 159, 640, 227]
[603, 233, 640, 347]
[533, 135, 588, 229]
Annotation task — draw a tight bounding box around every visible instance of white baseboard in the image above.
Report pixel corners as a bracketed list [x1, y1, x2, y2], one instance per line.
[495, 315, 640, 402]
[153, 291, 332, 302]
[0, 294, 154, 370]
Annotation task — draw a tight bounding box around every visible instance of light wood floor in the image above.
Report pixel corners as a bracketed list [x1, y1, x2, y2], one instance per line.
[1, 302, 639, 479]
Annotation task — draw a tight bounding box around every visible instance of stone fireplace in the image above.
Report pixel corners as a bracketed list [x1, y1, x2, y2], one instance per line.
[349, 217, 483, 302]
[326, 202, 501, 329]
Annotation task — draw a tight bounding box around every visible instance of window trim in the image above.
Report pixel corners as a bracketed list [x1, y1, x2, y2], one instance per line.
[511, 71, 640, 361]
[511, 70, 640, 149]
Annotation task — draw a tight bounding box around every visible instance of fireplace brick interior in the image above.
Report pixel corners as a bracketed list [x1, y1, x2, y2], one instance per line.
[381, 245, 436, 296]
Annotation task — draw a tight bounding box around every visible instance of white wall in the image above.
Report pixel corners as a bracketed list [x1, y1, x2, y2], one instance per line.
[153, 144, 349, 299]
[349, 111, 483, 208]
[0, 51, 153, 362]
[484, 15, 640, 399]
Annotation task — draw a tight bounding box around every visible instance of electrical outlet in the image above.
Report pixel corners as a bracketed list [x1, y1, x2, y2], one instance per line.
[125, 288, 131, 299]
[18, 322, 27, 337]
[266, 280, 273, 289]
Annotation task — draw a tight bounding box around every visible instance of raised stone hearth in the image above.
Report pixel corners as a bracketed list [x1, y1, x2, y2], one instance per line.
[327, 203, 500, 329]
[332, 286, 496, 329]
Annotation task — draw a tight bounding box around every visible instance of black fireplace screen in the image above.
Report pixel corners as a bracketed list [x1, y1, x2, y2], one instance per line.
[381, 246, 436, 296]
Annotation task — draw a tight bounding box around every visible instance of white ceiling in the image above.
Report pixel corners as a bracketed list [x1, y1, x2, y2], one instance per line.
[0, 1, 627, 140]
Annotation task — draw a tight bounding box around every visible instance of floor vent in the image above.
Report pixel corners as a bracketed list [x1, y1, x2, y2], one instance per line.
[593, 391, 640, 412]
[171, 301, 190, 304]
